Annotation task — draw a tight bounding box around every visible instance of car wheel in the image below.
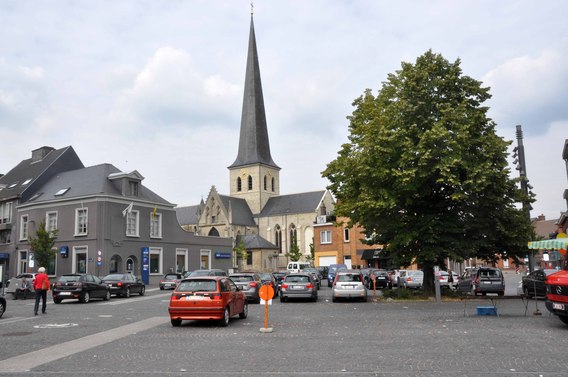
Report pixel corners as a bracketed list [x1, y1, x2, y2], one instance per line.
[280, 296, 286, 303]
[219, 307, 230, 327]
[125, 287, 131, 298]
[0, 300, 5, 318]
[81, 292, 90, 303]
[171, 318, 182, 327]
[332, 296, 338, 303]
[139, 286, 145, 296]
[53, 298, 62, 304]
[104, 290, 111, 301]
[361, 296, 367, 303]
[311, 295, 318, 302]
[497, 291, 504, 296]
[160, 286, 164, 291]
[255, 297, 261, 304]
[239, 302, 248, 319]
[558, 315, 568, 325]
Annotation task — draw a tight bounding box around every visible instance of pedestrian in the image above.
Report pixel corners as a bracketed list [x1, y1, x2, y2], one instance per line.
[33, 267, 50, 315]
[448, 269, 454, 290]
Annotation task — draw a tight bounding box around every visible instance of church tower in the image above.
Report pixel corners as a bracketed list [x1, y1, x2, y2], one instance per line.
[228, 15, 280, 214]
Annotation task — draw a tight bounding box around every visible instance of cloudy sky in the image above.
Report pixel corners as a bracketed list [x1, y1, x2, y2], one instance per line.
[1, 1, 566, 220]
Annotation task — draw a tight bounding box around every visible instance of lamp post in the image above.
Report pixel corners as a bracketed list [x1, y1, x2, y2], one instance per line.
[513, 125, 534, 272]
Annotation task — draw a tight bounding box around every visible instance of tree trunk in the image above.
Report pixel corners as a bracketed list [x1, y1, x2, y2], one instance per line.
[422, 264, 435, 296]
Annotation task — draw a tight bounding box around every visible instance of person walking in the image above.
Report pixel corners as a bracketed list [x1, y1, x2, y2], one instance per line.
[33, 267, 50, 315]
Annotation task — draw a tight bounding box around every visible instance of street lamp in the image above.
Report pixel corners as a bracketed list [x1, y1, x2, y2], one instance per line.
[514, 125, 534, 272]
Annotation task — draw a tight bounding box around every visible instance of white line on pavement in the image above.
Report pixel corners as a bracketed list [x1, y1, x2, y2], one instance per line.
[0, 316, 167, 373]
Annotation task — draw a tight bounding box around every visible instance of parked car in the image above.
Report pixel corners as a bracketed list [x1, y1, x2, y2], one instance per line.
[522, 269, 558, 298]
[280, 273, 318, 302]
[544, 269, 568, 326]
[5, 273, 38, 299]
[458, 267, 505, 296]
[272, 271, 288, 292]
[332, 270, 367, 302]
[360, 268, 373, 287]
[401, 270, 424, 289]
[303, 267, 321, 290]
[101, 273, 145, 298]
[367, 269, 390, 289]
[168, 276, 248, 327]
[52, 274, 111, 304]
[327, 264, 348, 287]
[229, 272, 262, 303]
[259, 272, 279, 298]
[159, 273, 183, 290]
[317, 266, 328, 281]
[0, 294, 6, 318]
[390, 270, 405, 287]
[286, 261, 312, 274]
[188, 269, 227, 277]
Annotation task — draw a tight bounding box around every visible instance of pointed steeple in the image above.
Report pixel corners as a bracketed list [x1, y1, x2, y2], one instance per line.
[229, 15, 279, 170]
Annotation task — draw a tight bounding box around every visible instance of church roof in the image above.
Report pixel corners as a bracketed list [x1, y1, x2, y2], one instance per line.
[258, 190, 327, 217]
[218, 194, 257, 226]
[243, 234, 278, 250]
[228, 16, 279, 170]
[175, 205, 202, 225]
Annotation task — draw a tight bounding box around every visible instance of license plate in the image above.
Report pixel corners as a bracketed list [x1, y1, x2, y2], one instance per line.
[187, 295, 204, 301]
[292, 285, 303, 289]
[483, 281, 492, 284]
[552, 303, 564, 310]
[59, 292, 72, 296]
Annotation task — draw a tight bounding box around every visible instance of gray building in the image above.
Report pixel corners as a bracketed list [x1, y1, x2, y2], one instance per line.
[1, 147, 233, 286]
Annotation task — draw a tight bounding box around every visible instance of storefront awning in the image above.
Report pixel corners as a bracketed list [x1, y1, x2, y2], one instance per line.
[360, 249, 383, 260]
[528, 238, 568, 251]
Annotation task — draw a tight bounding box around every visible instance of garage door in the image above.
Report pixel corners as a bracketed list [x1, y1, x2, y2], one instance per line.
[318, 256, 336, 267]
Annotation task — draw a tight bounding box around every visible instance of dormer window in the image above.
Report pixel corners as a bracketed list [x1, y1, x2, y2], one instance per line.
[55, 188, 70, 196]
[129, 181, 139, 196]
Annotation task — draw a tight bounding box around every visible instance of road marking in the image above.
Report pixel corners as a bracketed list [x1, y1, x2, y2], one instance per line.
[102, 292, 171, 305]
[0, 316, 166, 373]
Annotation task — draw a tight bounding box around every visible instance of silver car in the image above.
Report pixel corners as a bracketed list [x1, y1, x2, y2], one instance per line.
[402, 270, 424, 289]
[280, 273, 318, 302]
[332, 270, 367, 302]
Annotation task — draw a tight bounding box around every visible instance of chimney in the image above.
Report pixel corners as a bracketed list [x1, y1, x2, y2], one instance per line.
[31, 146, 55, 162]
[537, 214, 546, 221]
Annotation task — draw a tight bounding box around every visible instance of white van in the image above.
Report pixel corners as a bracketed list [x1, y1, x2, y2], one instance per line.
[287, 262, 312, 273]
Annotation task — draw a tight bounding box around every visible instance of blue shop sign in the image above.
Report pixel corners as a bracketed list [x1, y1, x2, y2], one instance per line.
[0, 252, 9, 259]
[215, 252, 231, 259]
[60, 246, 69, 258]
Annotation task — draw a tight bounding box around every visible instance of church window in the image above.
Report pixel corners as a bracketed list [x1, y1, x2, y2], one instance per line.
[271, 177, 275, 192]
[289, 224, 297, 252]
[275, 225, 282, 253]
[263, 175, 267, 190]
[237, 177, 242, 192]
[248, 175, 253, 190]
[208, 227, 220, 237]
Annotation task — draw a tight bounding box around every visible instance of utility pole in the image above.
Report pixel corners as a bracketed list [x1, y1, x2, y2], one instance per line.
[513, 125, 534, 272]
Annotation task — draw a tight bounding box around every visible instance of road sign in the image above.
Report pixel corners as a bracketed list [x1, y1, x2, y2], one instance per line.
[259, 285, 274, 301]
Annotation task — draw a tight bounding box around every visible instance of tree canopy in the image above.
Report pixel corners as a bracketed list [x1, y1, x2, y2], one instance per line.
[28, 220, 58, 271]
[322, 50, 533, 293]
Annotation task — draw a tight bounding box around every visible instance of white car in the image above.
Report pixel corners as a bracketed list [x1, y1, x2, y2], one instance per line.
[332, 270, 367, 302]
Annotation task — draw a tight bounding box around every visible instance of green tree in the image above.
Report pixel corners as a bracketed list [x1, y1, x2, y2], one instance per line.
[233, 235, 248, 270]
[28, 220, 58, 271]
[286, 233, 302, 262]
[322, 50, 533, 294]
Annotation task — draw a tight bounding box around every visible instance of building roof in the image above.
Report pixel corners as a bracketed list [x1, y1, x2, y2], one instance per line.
[0, 146, 84, 202]
[532, 215, 560, 239]
[175, 205, 202, 225]
[218, 194, 257, 226]
[258, 190, 326, 217]
[243, 234, 278, 250]
[23, 163, 172, 205]
[228, 16, 279, 170]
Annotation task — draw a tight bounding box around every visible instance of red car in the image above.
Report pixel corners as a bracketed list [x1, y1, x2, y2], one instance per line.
[168, 276, 248, 327]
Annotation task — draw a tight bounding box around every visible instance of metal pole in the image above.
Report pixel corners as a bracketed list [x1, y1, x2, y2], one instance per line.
[515, 125, 534, 273]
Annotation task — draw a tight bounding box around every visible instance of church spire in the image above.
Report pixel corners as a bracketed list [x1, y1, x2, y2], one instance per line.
[229, 15, 279, 170]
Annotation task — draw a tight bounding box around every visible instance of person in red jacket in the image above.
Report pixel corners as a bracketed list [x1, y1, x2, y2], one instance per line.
[33, 267, 50, 315]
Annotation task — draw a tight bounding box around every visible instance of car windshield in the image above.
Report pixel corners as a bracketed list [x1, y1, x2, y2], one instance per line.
[338, 274, 361, 282]
[479, 269, 501, 278]
[304, 268, 317, 273]
[260, 274, 272, 280]
[230, 275, 253, 282]
[102, 274, 124, 280]
[286, 275, 309, 283]
[189, 270, 211, 277]
[164, 274, 179, 280]
[59, 275, 81, 282]
[177, 279, 217, 292]
[372, 270, 388, 276]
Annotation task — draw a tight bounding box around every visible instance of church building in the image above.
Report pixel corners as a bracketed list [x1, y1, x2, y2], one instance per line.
[176, 15, 335, 272]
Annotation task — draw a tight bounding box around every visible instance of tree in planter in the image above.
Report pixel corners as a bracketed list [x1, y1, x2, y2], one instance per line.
[285, 233, 302, 262]
[28, 220, 58, 272]
[233, 235, 248, 271]
[323, 50, 533, 295]
[304, 240, 315, 264]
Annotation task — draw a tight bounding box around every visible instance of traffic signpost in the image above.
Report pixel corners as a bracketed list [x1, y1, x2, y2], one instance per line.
[258, 285, 274, 333]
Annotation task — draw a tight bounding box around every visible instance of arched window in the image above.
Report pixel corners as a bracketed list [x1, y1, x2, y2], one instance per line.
[208, 227, 220, 237]
[289, 224, 297, 252]
[237, 177, 242, 192]
[248, 175, 253, 190]
[263, 175, 267, 190]
[271, 177, 275, 192]
[275, 225, 282, 253]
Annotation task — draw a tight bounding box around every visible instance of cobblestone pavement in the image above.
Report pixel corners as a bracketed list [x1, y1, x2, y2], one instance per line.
[1, 284, 567, 377]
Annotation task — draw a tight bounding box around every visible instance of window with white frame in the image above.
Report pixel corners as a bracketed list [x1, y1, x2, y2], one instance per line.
[150, 212, 162, 238]
[46, 211, 58, 233]
[126, 210, 139, 237]
[20, 215, 29, 240]
[149, 247, 162, 274]
[320, 230, 332, 244]
[73, 246, 88, 274]
[75, 208, 88, 236]
[0, 202, 13, 224]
